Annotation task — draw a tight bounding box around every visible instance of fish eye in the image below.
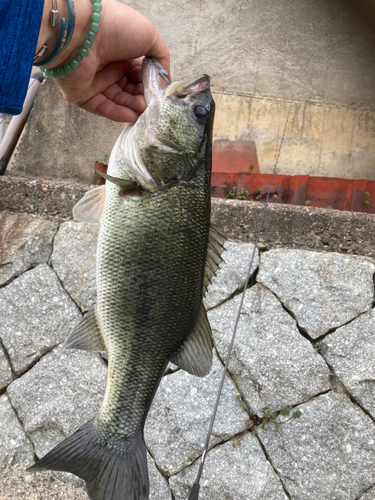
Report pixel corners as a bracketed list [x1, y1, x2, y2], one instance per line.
[194, 106, 208, 120]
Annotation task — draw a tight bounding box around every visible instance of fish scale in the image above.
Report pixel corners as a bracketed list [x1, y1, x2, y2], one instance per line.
[95, 177, 209, 437]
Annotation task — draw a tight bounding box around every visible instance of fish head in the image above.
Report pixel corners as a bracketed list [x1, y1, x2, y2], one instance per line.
[128, 57, 215, 190]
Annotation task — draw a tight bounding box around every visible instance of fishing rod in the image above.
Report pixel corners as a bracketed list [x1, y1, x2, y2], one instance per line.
[188, 98, 294, 500]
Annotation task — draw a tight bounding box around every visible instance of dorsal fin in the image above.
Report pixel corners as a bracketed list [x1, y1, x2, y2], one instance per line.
[203, 223, 227, 296]
[63, 307, 107, 352]
[73, 185, 106, 223]
[170, 303, 213, 377]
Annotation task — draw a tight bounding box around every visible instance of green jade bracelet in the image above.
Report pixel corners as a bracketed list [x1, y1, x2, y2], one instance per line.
[41, 0, 102, 78]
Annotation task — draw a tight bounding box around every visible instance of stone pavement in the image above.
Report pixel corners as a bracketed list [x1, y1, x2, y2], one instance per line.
[1, 212, 375, 500]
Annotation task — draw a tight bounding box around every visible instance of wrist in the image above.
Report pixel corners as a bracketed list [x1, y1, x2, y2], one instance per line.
[35, 0, 96, 71]
[35, 0, 69, 63]
[46, 0, 93, 69]
[41, 0, 103, 78]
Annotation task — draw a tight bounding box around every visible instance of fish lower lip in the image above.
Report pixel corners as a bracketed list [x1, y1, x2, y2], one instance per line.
[182, 75, 210, 89]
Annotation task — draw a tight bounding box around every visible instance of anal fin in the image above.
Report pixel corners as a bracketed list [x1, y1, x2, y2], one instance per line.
[170, 303, 213, 377]
[64, 307, 106, 352]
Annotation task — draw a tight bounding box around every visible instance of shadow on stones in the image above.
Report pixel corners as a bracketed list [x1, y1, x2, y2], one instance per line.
[247, 265, 259, 289]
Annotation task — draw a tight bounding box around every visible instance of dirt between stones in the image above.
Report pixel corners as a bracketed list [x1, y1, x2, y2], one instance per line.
[1, 175, 374, 258]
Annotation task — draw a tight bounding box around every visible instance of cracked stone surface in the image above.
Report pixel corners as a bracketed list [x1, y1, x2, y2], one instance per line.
[145, 355, 246, 476]
[360, 485, 375, 500]
[148, 454, 172, 500]
[1, 208, 375, 500]
[204, 241, 259, 310]
[320, 309, 375, 419]
[257, 249, 375, 338]
[0, 463, 88, 500]
[208, 284, 331, 417]
[7, 346, 107, 459]
[0, 264, 82, 375]
[169, 432, 288, 500]
[0, 458, 170, 500]
[0, 213, 59, 287]
[0, 394, 34, 470]
[0, 342, 14, 390]
[51, 222, 99, 311]
[258, 392, 375, 500]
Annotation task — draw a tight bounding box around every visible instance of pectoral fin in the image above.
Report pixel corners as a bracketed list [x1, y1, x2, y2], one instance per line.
[170, 303, 213, 377]
[94, 169, 138, 191]
[73, 185, 106, 223]
[202, 223, 227, 296]
[63, 307, 107, 352]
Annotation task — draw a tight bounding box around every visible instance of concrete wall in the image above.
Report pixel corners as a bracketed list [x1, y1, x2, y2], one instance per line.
[7, 0, 375, 182]
[7, 80, 124, 184]
[127, 0, 375, 110]
[125, 0, 375, 179]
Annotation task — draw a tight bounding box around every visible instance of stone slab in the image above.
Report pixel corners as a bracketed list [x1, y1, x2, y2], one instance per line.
[51, 221, 99, 311]
[204, 241, 259, 310]
[7, 346, 107, 459]
[145, 355, 246, 476]
[0, 342, 14, 391]
[208, 284, 330, 417]
[169, 432, 288, 500]
[257, 249, 375, 338]
[0, 394, 34, 471]
[258, 392, 375, 500]
[148, 453, 172, 500]
[0, 463, 88, 500]
[0, 458, 171, 500]
[360, 485, 375, 500]
[320, 309, 375, 419]
[0, 213, 58, 286]
[0, 264, 82, 375]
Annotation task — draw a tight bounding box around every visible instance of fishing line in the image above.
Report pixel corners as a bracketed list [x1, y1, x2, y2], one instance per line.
[188, 98, 294, 500]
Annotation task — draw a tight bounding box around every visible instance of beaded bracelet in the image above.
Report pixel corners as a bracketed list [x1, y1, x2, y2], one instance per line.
[41, 0, 102, 78]
[35, 0, 76, 67]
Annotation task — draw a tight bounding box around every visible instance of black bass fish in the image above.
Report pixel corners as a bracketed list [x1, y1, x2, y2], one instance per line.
[29, 57, 225, 500]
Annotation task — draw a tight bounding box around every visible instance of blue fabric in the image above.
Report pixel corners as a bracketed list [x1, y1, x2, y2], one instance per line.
[0, 0, 44, 115]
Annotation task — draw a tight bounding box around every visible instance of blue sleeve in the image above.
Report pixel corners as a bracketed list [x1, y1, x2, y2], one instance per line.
[0, 0, 45, 115]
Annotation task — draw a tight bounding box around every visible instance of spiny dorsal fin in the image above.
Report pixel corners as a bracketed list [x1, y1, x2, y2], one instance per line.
[73, 185, 106, 223]
[63, 307, 107, 352]
[202, 223, 227, 296]
[170, 303, 213, 377]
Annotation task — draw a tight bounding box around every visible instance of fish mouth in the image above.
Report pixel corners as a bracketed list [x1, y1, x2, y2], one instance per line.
[170, 75, 211, 99]
[142, 57, 171, 106]
[142, 57, 210, 105]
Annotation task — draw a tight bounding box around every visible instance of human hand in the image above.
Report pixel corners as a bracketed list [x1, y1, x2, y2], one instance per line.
[37, 0, 170, 122]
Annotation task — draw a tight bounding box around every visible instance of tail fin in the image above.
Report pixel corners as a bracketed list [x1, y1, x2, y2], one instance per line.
[27, 422, 149, 500]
